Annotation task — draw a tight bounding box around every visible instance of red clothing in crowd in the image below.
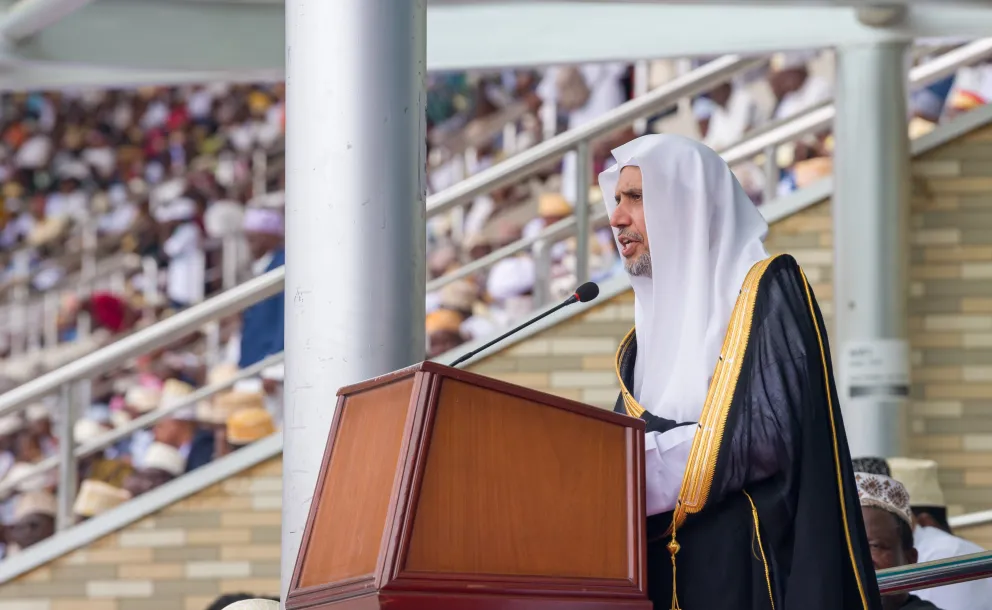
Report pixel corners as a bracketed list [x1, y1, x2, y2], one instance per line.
[88, 292, 133, 333]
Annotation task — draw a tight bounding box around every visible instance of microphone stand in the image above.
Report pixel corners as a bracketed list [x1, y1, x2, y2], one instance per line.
[449, 296, 578, 368]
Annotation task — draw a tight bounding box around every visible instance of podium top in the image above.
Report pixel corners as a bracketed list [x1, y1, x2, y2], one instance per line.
[337, 360, 644, 431]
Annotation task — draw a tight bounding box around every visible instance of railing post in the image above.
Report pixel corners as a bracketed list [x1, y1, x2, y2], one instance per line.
[56, 382, 77, 531]
[574, 142, 591, 286]
[762, 144, 777, 204]
[222, 235, 239, 292]
[44, 291, 59, 348]
[533, 239, 552, 307]
[141, 256, 159, 318]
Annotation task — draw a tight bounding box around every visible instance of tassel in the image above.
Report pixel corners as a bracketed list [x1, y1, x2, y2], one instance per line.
[667, 530, 682, 610]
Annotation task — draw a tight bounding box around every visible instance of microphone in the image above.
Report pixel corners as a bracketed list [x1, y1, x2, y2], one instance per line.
[449, 281, 600, 368]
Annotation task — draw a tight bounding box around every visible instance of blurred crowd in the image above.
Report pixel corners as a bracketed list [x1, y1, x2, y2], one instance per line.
[0, 45, 990, 559]
[0, 205, 285, 557]
[422, 49, 982, 358]
[0, 83, 285, 355]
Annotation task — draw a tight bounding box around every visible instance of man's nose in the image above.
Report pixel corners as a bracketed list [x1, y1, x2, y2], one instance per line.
[610, 206, 629, 229]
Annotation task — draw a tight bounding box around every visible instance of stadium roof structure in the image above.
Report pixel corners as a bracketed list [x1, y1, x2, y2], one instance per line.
[2, 0, 992, 91]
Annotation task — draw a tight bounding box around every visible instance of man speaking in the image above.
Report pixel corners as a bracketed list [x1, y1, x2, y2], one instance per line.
[602, 135, 881, 610]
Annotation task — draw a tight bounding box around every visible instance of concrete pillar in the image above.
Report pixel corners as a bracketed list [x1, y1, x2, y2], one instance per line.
[832, 42, 911, 459]
[282, 0, 426, 601]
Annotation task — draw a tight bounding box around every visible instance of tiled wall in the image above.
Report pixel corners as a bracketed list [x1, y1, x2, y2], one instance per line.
[8, 124, 992, 604]
[0, 459, 281, 610]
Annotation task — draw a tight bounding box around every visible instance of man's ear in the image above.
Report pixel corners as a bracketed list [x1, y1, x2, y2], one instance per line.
[907, 546, 919, 565]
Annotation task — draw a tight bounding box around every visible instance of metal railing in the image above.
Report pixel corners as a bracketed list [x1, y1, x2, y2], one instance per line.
[423, 39, 992, 299]
[0, 267, 283, 528]
[878, 550, 992, 595]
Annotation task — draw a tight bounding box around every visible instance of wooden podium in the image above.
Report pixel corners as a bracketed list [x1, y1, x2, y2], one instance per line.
[286, 362, 650, 610]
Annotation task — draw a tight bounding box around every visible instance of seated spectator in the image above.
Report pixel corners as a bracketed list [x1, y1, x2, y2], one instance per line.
[485, 256, 536, 327]
[225, 407, 275, 454]
[122, 442, 186, 497]
[73, 479, 131, 521]
[239, 207, 285, 370]
[5, 490, 56, 553]
[159, 197, 206, 310]
[856, 472, 942, 610]
[426, 309, 465, 358]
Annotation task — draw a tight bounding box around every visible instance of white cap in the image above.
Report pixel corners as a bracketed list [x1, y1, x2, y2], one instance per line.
[142, 442, 186, 477]
[771, 50, 817, 72]
[486, 257, 536, 301]
[73, 480, 131, 518]
[4, 462, 50, 494]
[0, 414, 24, 436]
[125, 386, 161, 413]
[888, 457, 946, 508]
[13, 491, 57, 521]
[74, 419, 107, 445]
[24, 403, 49, 424]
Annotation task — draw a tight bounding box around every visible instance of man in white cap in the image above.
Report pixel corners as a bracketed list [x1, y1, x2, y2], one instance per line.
[888, 457, 992, 610]
[238, 207, 285, 376]
[6, 490, 57, 553]
[603, 134, 879, 610]
[856, 473, 942, 610]
[159, 195, 205, 309]
[122, 442, 186, 497]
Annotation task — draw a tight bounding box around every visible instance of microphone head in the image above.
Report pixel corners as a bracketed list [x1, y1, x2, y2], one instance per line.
[573, 282, 600, 303]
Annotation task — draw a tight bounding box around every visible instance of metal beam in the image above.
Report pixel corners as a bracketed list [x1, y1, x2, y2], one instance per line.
[0, 0, 93, 41]
[4, 1, 992, 86]
[8, 0, 284, 72]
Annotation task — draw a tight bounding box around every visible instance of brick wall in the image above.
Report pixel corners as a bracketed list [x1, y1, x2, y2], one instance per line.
[0, 459, 281, 610]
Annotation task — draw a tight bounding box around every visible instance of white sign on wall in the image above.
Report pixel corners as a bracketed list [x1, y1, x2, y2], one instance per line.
[840, 339, 911, 401]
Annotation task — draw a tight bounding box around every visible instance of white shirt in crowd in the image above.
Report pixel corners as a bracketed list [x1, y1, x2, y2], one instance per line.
[773, 74, 834, 121]
[703, 88, 761, 151]
[914, 525, 992, 610]
[164, 222, 206, 306]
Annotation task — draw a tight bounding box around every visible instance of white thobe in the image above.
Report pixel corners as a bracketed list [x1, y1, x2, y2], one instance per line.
[914, 524, 992, 610]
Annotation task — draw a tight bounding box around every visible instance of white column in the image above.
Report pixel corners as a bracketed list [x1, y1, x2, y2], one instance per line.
[832, 42, 911, 459]
[282, 0, 426, 601]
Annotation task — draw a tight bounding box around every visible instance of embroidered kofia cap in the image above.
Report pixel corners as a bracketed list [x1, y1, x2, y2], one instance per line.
[856, 472, 913, 526]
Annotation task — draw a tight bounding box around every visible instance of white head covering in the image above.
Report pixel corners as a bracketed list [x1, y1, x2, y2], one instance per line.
[598, 135, 768, 422]
[142, 442, 186, 476]
[888, 457, 946, 508]
[856, 472, 914, 527]
[243, 208, 284, 236]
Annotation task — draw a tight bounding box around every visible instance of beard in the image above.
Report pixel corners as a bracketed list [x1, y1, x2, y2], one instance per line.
[624, 250, 652, 277]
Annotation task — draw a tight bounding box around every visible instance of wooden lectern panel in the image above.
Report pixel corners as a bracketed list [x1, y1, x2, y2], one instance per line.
[404, 378, 628, 579]
[287, 363, 651, 610]
[298, 377, 415, 588]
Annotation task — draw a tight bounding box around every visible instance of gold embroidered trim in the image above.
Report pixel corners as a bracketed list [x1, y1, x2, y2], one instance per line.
[669, 255, 778, 533]
[799, 270, 870, 610]
[744, 490, 775, 610]
[615, 327, 643, 417]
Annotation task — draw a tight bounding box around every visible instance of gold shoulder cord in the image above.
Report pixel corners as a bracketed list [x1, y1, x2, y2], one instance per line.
[614, 255, 778, 609]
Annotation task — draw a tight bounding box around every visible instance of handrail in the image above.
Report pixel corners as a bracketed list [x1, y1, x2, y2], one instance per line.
[426, 208, 610, 292]
[0, 352, 284, 496]
[425, 54, 763, 218]
[722, 37, 992, 165]
[877, 550, 992, 595]
[0, 267, 285, 418]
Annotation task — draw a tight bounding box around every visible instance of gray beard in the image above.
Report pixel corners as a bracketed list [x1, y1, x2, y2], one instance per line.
[625, 251, 652, 277]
